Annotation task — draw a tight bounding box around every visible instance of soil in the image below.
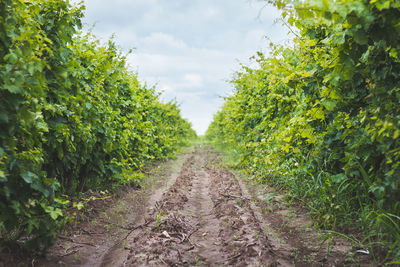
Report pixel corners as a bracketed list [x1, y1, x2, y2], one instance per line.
[1, 145, 374, 266]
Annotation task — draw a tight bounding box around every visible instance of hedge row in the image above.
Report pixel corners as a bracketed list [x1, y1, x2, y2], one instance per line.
[207, 0, 400, 261]
[0, 0, 195, 252]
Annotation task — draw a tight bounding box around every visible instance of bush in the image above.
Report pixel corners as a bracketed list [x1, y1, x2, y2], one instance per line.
[0, 0, 195, 253]
[207, 0, 400, 261]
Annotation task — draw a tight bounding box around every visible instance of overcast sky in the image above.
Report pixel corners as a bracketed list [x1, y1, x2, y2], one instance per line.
[72, 0, 289, 135]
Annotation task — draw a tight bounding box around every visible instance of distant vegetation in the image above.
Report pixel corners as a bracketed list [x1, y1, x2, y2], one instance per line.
[207, 0, 400, 262]
[0, 0, 195, 253]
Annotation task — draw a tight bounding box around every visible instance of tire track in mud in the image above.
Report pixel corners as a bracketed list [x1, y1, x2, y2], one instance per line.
[104, 146, 288, 266]
[100, 145, 357, 266]
[204, 153, 283, 266]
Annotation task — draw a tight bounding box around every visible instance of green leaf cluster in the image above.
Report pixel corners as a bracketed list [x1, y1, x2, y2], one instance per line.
[0, 0, 195, 253]
[206, 0, 400, 260]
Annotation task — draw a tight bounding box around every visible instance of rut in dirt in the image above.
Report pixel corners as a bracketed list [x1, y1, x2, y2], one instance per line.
[101, 145, 351, 266]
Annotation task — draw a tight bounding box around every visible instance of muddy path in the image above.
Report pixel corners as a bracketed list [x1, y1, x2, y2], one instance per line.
[28, 145, 372, 266]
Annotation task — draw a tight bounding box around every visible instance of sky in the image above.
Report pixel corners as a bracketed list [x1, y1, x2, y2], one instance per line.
[71, 0, 289, 135]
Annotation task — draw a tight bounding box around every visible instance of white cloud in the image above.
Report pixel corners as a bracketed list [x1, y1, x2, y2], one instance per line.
[72, 0, 289, 134]
[183, 74, 203, 88]
[204, 7, 220, 18]
[141, 32, 188, 51]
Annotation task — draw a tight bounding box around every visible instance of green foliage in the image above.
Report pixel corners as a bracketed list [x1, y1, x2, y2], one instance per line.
[0, 0, 195, 253]
[207, 0, 400, 261]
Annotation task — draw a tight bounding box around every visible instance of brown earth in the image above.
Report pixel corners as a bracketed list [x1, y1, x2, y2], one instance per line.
[2, 145, 374, 266]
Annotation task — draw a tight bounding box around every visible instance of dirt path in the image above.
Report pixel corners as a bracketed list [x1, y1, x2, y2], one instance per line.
[29, 145, 372, 266]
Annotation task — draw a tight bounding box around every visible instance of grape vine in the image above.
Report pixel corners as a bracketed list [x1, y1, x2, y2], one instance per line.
[207, 0, 400, 261]
[0, 0, 195, 252]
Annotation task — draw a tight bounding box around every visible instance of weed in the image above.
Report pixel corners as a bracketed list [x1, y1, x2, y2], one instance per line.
[155, 210, 165, 230]
[73, 252, 81, 262]
[263, 192, 278, 207]
[116, 201, 123, 215]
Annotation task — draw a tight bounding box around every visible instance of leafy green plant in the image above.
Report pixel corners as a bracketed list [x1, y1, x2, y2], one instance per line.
[0, 0, 196, 254]
[206, 0, 400, 262]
